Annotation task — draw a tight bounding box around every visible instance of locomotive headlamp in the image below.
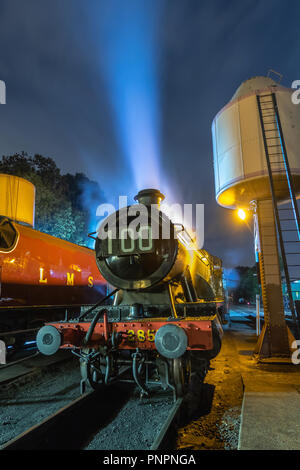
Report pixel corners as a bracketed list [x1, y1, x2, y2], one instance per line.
[154, 324, 188, 359]
[36, 325, 61, 356]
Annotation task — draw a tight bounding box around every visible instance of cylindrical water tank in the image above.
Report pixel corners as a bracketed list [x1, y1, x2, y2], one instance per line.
[0, 174, 35, 226]
[212, 76, 300, 208]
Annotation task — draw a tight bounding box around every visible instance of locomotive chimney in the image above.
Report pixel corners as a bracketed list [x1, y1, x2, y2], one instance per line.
[134, 188, 165, 207]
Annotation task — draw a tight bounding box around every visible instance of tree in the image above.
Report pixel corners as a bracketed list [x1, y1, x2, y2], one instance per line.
[0, 152, 104, 246]
[233, 265, 260, 303]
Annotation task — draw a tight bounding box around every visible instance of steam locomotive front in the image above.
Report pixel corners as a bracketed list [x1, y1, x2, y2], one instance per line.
[95, 189, 188, 292]
[36, 189, 224, 399]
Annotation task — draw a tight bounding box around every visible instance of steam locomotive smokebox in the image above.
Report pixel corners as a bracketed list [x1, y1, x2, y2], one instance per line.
[95, 188, 180, 291]
[212, 76, 300, 209]
[0, 174, 35, 227]
[95, 188, 220, 299]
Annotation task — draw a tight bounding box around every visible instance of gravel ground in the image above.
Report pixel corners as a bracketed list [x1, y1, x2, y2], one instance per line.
[1, 322, 245, 450]
[176, 327, 244, 450]
[0, 355, 175, 450]
[0, 357, 82, 446]
[85, 386, 174, 450]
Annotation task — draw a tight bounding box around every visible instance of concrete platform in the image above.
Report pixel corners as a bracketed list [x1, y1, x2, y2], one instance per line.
[227, 306, 300, 450]
[239, 387, 300, 450]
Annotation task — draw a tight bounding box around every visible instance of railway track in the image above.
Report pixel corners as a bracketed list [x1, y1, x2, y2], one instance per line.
[1, 383, 183, 451]
[0, 350, 74, 388]
[151, 397, 183, 450]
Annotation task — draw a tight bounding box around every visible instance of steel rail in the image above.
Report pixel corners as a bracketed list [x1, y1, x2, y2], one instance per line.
[2, 388, 183, 451]
[1, 391, 96, 450]
[0, 327, 39, 337]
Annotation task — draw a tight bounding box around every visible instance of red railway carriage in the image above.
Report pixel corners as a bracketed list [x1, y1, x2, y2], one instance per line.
[0, 216, 106, 331]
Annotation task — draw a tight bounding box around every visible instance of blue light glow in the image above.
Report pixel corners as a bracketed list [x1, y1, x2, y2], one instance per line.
[98, 0, 164, 193]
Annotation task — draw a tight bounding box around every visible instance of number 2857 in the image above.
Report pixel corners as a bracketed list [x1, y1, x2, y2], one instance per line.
[127, 329, 156, 342]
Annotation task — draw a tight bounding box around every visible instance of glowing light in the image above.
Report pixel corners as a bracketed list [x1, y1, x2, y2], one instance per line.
[70, 264, 82, 273]
[98, 0, 164, 192]
[237, 208, 247, 221]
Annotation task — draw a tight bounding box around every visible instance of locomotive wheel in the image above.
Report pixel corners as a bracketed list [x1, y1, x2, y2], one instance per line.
[171, 355, 191, 398]
[80, 349, 104, 391]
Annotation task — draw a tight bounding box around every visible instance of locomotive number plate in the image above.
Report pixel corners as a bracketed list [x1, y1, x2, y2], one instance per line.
[99, 226, 155, 256]
[127, 329, 156, 343]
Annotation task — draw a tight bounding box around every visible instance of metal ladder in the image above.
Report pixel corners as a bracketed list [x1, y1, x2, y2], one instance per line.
[257, 92, 300, 333]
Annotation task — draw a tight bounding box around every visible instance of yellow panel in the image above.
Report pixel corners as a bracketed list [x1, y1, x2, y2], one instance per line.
[277, 90, 300, 184]
[0, 174, 35, 226]
[213, 80, 300, 208]
[215, 103, 243, 189]
[239, 95, 267, 175]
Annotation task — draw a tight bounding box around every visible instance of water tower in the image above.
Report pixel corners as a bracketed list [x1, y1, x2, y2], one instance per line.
[0, 174, 35, 226]
[212, 75, 300, 360]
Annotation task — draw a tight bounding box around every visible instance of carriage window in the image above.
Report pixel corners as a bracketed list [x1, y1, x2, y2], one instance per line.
[0, 217, 17, 250]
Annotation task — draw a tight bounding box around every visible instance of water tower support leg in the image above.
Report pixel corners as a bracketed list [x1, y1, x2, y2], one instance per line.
[253, 199, 295, 361]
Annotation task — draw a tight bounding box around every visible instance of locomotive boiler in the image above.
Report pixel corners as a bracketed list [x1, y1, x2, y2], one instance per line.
[36, 189, 225, 399]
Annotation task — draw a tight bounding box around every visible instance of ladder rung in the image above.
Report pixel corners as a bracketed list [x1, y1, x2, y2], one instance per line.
[263, 263, 281, 266]
[259, 94, 273, 98]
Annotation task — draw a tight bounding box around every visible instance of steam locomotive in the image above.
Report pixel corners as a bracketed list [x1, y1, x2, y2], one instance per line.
[36, 189, 225, 399]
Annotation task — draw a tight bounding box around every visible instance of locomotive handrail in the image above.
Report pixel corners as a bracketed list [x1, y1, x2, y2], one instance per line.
[87, 231, 98, 241]
[174, 223, 195, 244]
[77, 288, 119, 322]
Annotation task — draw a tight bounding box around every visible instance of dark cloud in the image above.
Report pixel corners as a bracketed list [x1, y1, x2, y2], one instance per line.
[0, 0, 299, 266]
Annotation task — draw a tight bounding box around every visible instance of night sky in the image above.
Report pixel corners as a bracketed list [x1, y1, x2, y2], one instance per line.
[0, 0, 299, 267]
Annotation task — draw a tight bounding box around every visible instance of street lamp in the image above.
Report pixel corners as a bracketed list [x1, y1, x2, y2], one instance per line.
[237, 208, 247, 221]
